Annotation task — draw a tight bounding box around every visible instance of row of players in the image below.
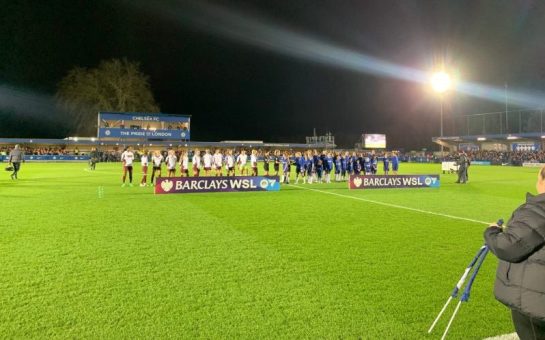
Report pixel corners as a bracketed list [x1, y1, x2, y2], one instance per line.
[119, 147, 400, 187]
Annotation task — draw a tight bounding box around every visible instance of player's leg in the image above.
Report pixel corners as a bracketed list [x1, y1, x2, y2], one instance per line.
[129, 166, 133, 185]
[122, 165, 128, 186]
[141, 166, 147, 186]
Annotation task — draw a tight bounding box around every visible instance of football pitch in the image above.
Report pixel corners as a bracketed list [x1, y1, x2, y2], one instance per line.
[1, 162, 536, 339]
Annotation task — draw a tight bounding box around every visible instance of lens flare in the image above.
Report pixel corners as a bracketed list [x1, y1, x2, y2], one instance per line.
[431, 72, 451, 93]
[127, 0, 545, 109]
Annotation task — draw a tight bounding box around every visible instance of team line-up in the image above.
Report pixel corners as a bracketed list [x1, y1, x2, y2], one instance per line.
[109, 147, 400, 187]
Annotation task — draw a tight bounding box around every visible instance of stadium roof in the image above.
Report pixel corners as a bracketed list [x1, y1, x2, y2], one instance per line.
[433, 132, 545, 143]
[433, 132, 544, 152]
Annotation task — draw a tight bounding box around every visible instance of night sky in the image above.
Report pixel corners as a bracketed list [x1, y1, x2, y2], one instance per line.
[2, 0, 545, 149]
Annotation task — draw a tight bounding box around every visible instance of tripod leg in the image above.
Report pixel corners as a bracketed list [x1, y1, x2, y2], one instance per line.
[441, 300, 462, 340]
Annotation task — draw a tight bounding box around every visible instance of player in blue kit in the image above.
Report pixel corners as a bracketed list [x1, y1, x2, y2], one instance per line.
[293, 152, 301, 183]
[341, 152, 348, 180]
[294, 152, 306, 184]
[371, 153, 378, 175]
[281, 151, 290, 184]
[383, 153, 390, 175]
[391, 151, 399, 175]
[306, 150, 315, 184]
[363, 154, 372, 175]
[324, 152, 333, 183]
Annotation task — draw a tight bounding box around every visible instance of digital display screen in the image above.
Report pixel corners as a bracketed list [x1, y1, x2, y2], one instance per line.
[364, 134, 386, 149]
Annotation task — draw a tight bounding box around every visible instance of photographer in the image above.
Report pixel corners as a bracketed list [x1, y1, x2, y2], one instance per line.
[8, 145, 24, 180]
[484, 167, 545, 339]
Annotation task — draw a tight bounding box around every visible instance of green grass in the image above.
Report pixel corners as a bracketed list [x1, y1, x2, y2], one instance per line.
[1, 162, 537, 339]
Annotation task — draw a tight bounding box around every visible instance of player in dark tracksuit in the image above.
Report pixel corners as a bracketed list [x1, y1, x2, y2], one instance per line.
[371, 155, 378, 175]
[273, 150, 281, 176]
[353, 153, 361, 175]
[334, 154, 342, 182]
[346, 153, 353, 175]
[383, 154, 390, 175]
[315, 155, 324, 183]
[263, 151, 270, 176]
[341, 153, 348, 180]
[359, 154, 367, 175]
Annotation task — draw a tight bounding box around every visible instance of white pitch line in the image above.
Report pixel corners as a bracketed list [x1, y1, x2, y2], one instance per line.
[483, 333, 519, 340]
[291, 185, 489, 225]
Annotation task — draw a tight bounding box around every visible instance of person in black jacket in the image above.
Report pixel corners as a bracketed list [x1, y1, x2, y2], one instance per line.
[8, 144, 24, 179]
[484, 167, 545, 340]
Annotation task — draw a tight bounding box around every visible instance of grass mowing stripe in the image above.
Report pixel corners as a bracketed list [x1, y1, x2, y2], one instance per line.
[292, 184, 490, 225]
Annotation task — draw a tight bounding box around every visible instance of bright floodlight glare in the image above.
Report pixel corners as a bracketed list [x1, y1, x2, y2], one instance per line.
[431, 72, 451, 93]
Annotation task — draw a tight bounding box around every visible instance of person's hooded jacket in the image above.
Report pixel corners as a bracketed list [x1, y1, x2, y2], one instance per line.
[485, 192, 545, 320]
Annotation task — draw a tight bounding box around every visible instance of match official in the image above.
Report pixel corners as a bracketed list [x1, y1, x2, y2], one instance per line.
[8, 145, 24, 180]
[89, 147, 98, 170]
[484, 167, 545, 339]
[455, 151, 468, 184]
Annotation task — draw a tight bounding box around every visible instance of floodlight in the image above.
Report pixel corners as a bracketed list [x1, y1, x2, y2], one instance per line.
[431, 72, 451, 93]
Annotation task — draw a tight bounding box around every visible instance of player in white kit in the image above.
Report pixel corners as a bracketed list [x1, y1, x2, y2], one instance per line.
[121, 146, 135, 187]
[166, 150, 177, 177]
[192, 149, 201, 177]
[225, 149, 235, 176]
[140, 150, 149, 187]
[250, 149, 258, 176]
[213, 149, 223, 176]
[180, 150, 189, 177]
[236, 150, 248, 176]
[151, 150, 163, 184]
[203, 149, 213, 176]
